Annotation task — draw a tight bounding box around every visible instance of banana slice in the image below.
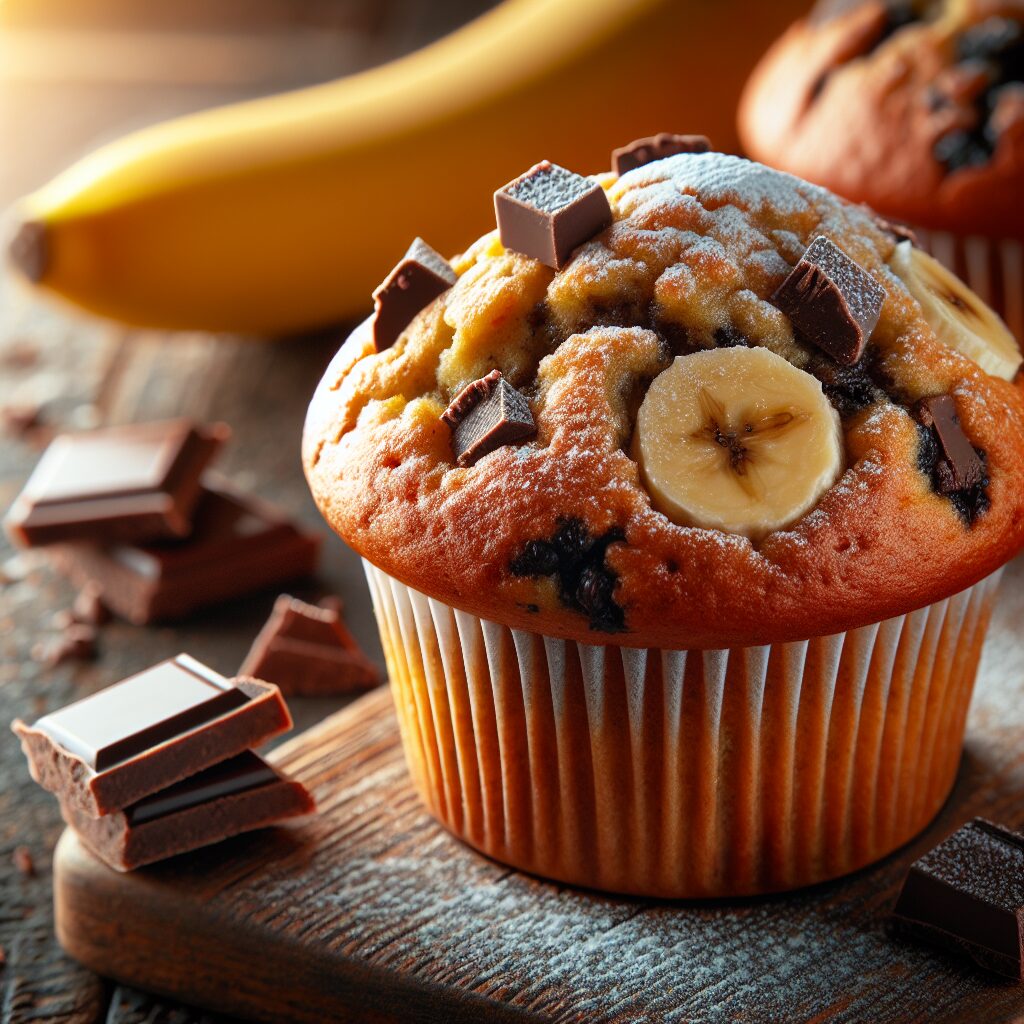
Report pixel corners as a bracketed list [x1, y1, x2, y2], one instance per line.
[890, 241, 1021, 381]
[634, 347, 843, 540]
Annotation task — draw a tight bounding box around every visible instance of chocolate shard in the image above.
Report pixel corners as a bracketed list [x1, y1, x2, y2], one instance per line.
[913, 394, 985, 494]
[891, 819, 1024, 979]
[442, 371, 536, 467]
[371, 237, 457, 352]
[11, 653, 292, 816]
[611, 133, 711, 175]
[494, 160, 612, 270]
[239, 594, 380, 697]
[772, 235, 885, 366]
[61, 750, 315, 872]
[3, 419, 230, 548]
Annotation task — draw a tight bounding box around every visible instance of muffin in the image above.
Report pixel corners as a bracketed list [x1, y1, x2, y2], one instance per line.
[739, 0, 1024, 342]
[303, 147, 1024, 898]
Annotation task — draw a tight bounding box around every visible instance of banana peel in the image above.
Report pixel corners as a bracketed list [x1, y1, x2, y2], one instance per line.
[7, 0, 811, 335]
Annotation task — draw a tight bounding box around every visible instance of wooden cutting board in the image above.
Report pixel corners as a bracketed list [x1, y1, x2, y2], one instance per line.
[53, 677, 1024, 1024]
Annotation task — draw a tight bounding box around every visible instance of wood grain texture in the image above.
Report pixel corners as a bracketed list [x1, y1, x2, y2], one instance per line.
[53, 552, 1024, 1024]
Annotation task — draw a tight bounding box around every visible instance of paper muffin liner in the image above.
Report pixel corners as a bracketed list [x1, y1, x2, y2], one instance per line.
[914, 228, 1024, 342]
[363, 560, 1001, 898]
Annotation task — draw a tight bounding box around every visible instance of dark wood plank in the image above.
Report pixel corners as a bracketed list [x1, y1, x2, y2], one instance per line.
[51, 549, 1024, 1024]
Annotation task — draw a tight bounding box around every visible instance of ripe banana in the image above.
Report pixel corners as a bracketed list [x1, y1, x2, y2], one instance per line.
[634, 347, 843, 540]
[6, 0, 808, 335]
[889, 242, 1021, 381]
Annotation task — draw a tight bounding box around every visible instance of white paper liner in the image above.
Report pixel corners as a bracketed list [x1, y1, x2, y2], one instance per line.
[364, 560, 1002, 898]
[915, 228, 1024, 343]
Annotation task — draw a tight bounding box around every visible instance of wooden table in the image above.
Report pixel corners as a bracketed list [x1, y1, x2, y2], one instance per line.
[0, 5, 494, 1021]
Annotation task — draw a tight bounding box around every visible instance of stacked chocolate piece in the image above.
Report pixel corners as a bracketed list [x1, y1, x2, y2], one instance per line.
[3, 418, 320, 629]
[13, 654, 314, 870]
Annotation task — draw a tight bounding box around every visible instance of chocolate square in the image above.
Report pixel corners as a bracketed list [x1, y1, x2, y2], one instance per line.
[371, 237, 456, 352]
[772, 235, 885, 365]
[891, 819, 1024, 979]
[494, 161, 612, 270]
[611, 133, 711, 174]
[914, 394, 985, 493]
[442, 371, 535, 467]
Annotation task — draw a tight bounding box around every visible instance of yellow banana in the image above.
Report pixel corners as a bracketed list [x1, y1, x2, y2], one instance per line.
[7, 0, 808, 336]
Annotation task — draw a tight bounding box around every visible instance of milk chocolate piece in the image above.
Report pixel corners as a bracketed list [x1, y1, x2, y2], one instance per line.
[4, 419, 229, 547]
[371, 238, 456, 352]
[240, 594, 379, 696]
[891, 819, 1024, 979]
[772, 236, 885, 365]
[61, 751, 314, 872]
[442, 370, 535, 467]
[611, 133, 711, 174]
[50, 477, 320, 625]
[914, 394, 985, 494]
[494, 161, 612, 270]
[12, 654, 291, 816]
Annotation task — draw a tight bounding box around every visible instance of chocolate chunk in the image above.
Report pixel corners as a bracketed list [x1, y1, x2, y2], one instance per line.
[772, 236, 885, 365]
[868, 210, 920, 247]
[891, 819, 1024, 979]
[240, 594, 379, 697]
[3, 419, 229, 548]
[442, 371, 535, 467]
[913, 394, 985, 494]
[494, 161, 612, 270]
[12, 653, 292, 816]
[809, 353, 888, 417]
[61, 751, 314, 872]
[611, 133, 711, 175]
[49, 477, 320, 625]
[371, 238, 456, 352]
[510, 518, 626, 632]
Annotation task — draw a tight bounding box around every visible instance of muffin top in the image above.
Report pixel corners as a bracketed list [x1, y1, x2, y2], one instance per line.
[303, 150, 1024, 650]
[738, 0, 1024, 238]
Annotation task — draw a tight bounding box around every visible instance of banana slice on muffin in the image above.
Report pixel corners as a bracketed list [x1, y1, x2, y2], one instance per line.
[634, 348, 842, 540]
[890, 241, 1021, 381]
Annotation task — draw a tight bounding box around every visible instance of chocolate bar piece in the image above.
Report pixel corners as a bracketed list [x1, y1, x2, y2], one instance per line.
[494, 161, 612, 270]
[442, 370, 536, 467]
[914, 394, 985, 494]
[12, 654, 291, 816]
[4, 419, 229, 547]
[50, 477, 320, 624]
[772, 235, 885, 365]
[62, 751, 314, 872]
[611, 133, 711, 174]
[891, 819, 1024, 979]
[240, 594, 379, 696]
[371, 238, 457, 352]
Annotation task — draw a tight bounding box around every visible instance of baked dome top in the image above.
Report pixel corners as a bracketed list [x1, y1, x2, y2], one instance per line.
[303, 152, 1024, 649]
[739, 0, 1024, 238]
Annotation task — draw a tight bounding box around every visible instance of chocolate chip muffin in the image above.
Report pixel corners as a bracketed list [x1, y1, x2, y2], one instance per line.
[304, 148, 1024, 897]
[740, 0, 1024, 339]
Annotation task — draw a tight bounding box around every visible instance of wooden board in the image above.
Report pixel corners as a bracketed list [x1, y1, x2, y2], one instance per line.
[52, 563, 1024, 1024]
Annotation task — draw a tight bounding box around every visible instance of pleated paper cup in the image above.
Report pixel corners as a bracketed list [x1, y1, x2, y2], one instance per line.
[914, 228, 1024, 343]
[364, 559, 1001, 898]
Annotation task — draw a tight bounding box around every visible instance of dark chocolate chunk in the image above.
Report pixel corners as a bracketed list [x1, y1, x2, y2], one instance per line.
[442, 371, 536, 467]
[772, 235, 885, 365]
[61, 751, 314, 872]
[494, 161, 612, 270]
[12, 653, 292, 816]
[239, 594, 379, 696]
[809, 353, 888, 417]
[867, 210, 920, 247]
[510, 518, 626, 632]
[3, 419, 229, 548]
[49, 476, 320, 625]
[371, 237, 457, 352]
[611, 133, 711, 175]
[913, 394, 985, 494]
[891, 819, 1024, 979]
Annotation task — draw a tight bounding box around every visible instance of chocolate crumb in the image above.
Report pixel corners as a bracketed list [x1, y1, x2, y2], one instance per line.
[32, 624, 98, 667]
[13, 846, 35, 877]
[2, 403, 42, 437]
[72, 583, 111, 626]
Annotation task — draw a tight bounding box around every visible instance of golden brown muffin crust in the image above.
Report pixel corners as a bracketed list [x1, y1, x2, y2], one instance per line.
[304, 153, 1024, 649]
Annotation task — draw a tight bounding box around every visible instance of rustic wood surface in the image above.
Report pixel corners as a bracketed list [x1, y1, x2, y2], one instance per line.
[0, 4, 493, 1022]
[54, 617, 1024, 1024]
